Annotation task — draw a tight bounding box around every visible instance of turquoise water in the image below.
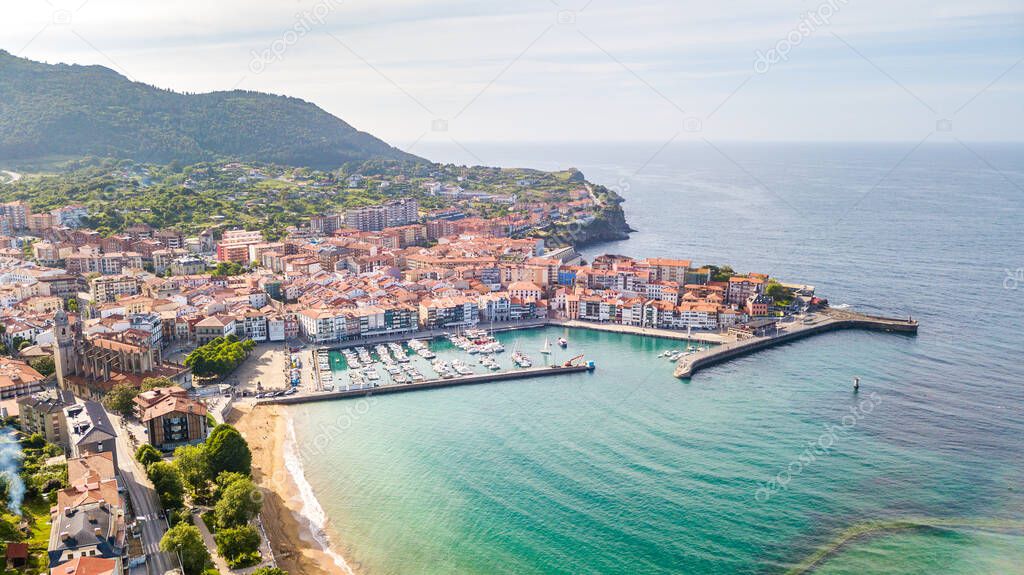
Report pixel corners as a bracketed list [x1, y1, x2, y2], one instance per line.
[326, 331, 711, 384]
[290, 143, 1024, 574]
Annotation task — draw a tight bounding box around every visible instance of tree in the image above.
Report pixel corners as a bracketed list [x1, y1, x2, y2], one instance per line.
[66, 298, 79, 312]
[147, 461, 185, 511]
[22, 433, 45, 449]
[29, 355, 55, 376]
[173, 444, 211, 496]
[102, 383, 140, 418]
[253, 568, 288, 575]
[11, 337, 30, 352]
[135, 444, 163, 466]
[141, 376, 175, 390]
[160, 523, 211, 575]
[215, 471, 249, 491]
[214, 477, 261, 528]
[185, 335, 256, 378]
[206, 424, 252, 476]
[764, 281, 794, 305]
[214, 525, 261, 568]
[708, 265, 736, 282]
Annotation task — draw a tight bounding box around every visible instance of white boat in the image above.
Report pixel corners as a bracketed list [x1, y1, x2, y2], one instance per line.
[557, 337, 567, 348]
[512, 352, 532, 368]
[452, 360, 474, 376]
[540, 339, 552, 355]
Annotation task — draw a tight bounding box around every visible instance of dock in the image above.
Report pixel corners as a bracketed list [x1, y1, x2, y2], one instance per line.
[673, 309, 918, 379]
[260, 363, 595, 405]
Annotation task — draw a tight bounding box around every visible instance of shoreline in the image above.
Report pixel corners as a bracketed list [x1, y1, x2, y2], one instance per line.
[230, 309, 917, 574]
[232, 403, 357, 575]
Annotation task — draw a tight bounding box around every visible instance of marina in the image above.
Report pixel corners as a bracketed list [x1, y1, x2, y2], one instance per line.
[261, 363, 596, 404]
[286, 327, 601, 402]
[282, 310, 915, 399]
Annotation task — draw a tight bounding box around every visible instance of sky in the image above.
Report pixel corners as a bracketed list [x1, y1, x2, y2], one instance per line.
[3, 0, 1023, 150]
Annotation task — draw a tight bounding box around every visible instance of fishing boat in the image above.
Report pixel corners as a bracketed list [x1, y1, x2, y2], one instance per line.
[557, 337, 568, 348]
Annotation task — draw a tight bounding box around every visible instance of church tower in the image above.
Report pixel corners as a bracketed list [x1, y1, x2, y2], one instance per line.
[53, 309, 76, 389]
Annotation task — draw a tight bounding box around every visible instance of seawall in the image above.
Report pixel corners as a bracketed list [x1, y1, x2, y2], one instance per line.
[674, 310, 918, 379]
[261, 364, 595, 405]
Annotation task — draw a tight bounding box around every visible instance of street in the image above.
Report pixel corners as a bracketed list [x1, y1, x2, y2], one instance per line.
[112, 413, 178, 575]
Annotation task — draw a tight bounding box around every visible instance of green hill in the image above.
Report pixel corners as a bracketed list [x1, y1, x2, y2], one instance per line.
[0, 50, 422, 169]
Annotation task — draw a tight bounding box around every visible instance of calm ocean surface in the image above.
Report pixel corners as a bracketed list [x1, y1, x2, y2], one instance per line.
[289, 142, 1024, 574]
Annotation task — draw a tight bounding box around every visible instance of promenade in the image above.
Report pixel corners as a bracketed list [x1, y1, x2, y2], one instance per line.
[673, 309, 918, 378]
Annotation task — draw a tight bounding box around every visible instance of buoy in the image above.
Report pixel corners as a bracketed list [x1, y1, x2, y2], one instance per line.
[853, 377, 860, 392]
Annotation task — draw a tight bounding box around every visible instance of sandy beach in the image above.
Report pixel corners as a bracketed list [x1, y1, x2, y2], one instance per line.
[232, 402, 356, 575]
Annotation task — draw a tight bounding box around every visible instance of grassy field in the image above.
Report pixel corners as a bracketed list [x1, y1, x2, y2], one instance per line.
[11, 496, 52, 574]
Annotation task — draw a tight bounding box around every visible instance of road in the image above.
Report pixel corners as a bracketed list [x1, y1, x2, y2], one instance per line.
[1, 170, 21, 184]
[112, 413, 178, 575]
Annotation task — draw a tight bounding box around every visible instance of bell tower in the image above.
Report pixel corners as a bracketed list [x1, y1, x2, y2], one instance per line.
[53, 309, 76, 389]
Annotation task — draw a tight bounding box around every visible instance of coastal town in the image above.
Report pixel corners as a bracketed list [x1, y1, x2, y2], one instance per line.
[0, 179, 841, 574]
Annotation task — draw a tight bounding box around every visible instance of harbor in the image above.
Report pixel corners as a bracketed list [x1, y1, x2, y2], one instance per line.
[674, 309, 919, 378]
[260, 327, 597, 404]
[258, 307, 919, 401]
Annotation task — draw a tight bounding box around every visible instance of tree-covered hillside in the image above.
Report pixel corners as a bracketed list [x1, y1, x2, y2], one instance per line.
[0, 50, 421, 169]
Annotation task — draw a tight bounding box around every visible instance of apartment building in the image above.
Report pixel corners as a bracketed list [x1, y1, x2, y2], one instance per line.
[89, 274, 143, 304]
[418, 296, 479, 330]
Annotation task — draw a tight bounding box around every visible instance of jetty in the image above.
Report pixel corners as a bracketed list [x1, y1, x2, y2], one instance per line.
[674, 309, 918, 379]
[550, 319, 729, 344]
[260, 363, 595, 405]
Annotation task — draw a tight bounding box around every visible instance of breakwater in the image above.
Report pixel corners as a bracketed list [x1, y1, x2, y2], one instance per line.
[674, 309, 918, 378]
[261, 363, 595, 405]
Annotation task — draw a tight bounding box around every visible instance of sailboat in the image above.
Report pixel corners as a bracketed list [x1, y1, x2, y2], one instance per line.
[540, 338, 552, 354]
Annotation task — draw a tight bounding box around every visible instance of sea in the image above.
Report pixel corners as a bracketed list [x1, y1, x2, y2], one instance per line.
[284, 142, 1024, 574]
